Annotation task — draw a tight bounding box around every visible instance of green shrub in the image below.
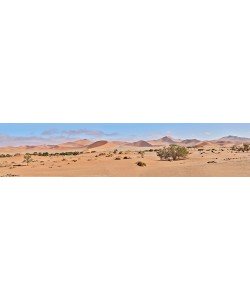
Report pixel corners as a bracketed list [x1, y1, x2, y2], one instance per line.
[157, 145, 189, 161]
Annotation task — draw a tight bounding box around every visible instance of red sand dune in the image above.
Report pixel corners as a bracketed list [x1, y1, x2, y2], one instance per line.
[87, 140, 108, 148]
[195, 141, 215, 148]
[59, 139, 91, 148]
[87, 140, 124, 149]
[127, 140, 153, 147]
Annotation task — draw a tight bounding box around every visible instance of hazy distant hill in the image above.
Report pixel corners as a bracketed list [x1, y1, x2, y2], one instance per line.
[216, 135, 250, 143]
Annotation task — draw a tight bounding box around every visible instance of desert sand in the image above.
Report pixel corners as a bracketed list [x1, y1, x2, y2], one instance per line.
[0, 142, 249, 177]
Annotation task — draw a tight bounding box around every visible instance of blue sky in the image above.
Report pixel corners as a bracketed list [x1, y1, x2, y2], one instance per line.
[0, 123, 249, 146]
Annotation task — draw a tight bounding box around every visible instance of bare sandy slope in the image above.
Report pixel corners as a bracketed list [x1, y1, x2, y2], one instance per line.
[0, 146, 249, 177]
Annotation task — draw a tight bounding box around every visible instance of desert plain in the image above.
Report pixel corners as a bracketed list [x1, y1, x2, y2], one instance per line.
[0, 136, 249, 177]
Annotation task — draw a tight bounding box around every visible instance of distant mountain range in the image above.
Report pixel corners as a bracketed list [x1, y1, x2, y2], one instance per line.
[147, 135, 250, 148]
[217, 135, 250, 143]
[0, 135, 249, 152]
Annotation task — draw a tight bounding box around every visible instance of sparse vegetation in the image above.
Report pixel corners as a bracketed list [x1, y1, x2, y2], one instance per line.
[23, 153, 32, 165]
[1, 173, 19, 177]
[115, 157, 121, 160]
[106, 153, 113, 157]
[157, 145, 189, 161]
[231, 145, 238, 151]
[136, 161, 146, 167]
[123, 156, 131, 159]
[138, 151, 145, 158]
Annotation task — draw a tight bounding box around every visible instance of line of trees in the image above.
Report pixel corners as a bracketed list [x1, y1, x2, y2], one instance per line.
[0, 154, 12, 158]
[30, 151, 83, 157]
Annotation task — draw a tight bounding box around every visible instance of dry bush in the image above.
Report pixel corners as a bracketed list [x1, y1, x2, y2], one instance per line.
[243, 143, 250, 152]
[138, 151, 145, 158]
[23, 153, 32, 165]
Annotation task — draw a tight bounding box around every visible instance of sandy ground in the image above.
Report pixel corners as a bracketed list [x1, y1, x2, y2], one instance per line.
[0, 146, 249, 177]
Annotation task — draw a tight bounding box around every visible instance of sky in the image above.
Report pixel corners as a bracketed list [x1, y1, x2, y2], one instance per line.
[0, 123, 250, 146]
